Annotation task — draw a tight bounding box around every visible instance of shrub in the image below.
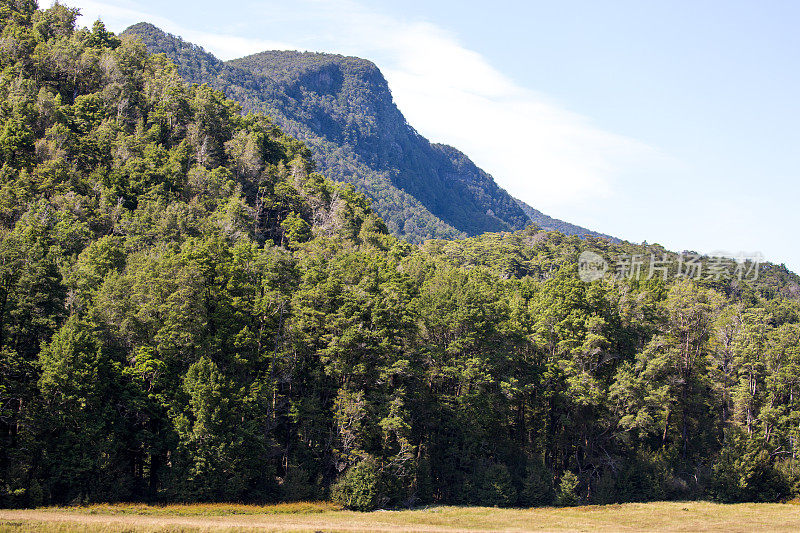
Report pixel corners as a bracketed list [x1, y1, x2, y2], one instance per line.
[331, 457, 384, 511]
[462, 462, 517, 507]
[710, 430, 789, 503]
[615, 452, 670, 502]
[281, 466, 321, 502]
[520, 458, 553, 506]
[555, 471, 580, 507]
[592, 469, 617, 504]
[483, 463, 517, 507]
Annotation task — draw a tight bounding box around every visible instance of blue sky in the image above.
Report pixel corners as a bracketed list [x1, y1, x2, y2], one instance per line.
[60, 0, 800, 272]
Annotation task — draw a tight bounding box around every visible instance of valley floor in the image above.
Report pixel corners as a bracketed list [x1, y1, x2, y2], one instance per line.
[1, 501, 799, 532]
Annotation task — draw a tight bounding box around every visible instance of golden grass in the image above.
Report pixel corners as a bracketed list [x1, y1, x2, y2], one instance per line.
[2, 501, 800, 532]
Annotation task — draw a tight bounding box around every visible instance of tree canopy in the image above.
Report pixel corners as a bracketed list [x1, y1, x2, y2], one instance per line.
[1, 2, 799, 510]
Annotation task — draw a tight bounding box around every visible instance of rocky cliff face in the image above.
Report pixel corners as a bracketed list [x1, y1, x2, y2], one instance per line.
[228, 48, 531, 236]
[123, 23, 613, 242]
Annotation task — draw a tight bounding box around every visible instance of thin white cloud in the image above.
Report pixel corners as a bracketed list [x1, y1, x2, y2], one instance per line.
[261, 0, 674, 210]
[60, 0, 674, 214]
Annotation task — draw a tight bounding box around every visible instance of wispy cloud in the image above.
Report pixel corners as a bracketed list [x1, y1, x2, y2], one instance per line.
[62, 0, 672, 214]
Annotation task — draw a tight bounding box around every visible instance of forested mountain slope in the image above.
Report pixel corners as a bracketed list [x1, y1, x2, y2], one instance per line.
[122, 23, 611, 243]
[516, 198, 618, 241]
[2, 2, 800, 512]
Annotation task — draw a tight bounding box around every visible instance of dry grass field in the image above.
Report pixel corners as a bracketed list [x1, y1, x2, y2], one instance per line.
[1, 501, 800, 532]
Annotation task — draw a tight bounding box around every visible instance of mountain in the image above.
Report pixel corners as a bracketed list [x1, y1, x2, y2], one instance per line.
[515, 199, 618, 241]
[122, 23, 612, 243]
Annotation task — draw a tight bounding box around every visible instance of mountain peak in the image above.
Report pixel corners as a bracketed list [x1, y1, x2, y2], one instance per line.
[123, 23, 613, 242]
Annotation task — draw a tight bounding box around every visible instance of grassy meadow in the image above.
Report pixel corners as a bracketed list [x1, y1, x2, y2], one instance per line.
[2, 501, 800, 532]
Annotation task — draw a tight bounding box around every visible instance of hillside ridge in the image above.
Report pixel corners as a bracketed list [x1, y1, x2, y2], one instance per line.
[122, 22, 615, 242]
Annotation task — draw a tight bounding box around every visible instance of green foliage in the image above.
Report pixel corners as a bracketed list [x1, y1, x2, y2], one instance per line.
[330, 457, 385, 511]
[592, 469, 617, 505]
[521, 458, 554, 507]
[555, 471, 580, 507]
[35, 317, 124, 502]
[279, 467, 322, 502]
[0, 4, 799, 511]
[280, 212, 311, 245]
[710, 429, 789, 503]
[173, 357, 274, 501]
[464, 463, 517, 508]
[613, 453, 671, 503]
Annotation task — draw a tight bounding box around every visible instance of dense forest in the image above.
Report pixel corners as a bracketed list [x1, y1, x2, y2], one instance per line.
[123, 23, 604, 244]
[2, 2, 800, 511]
